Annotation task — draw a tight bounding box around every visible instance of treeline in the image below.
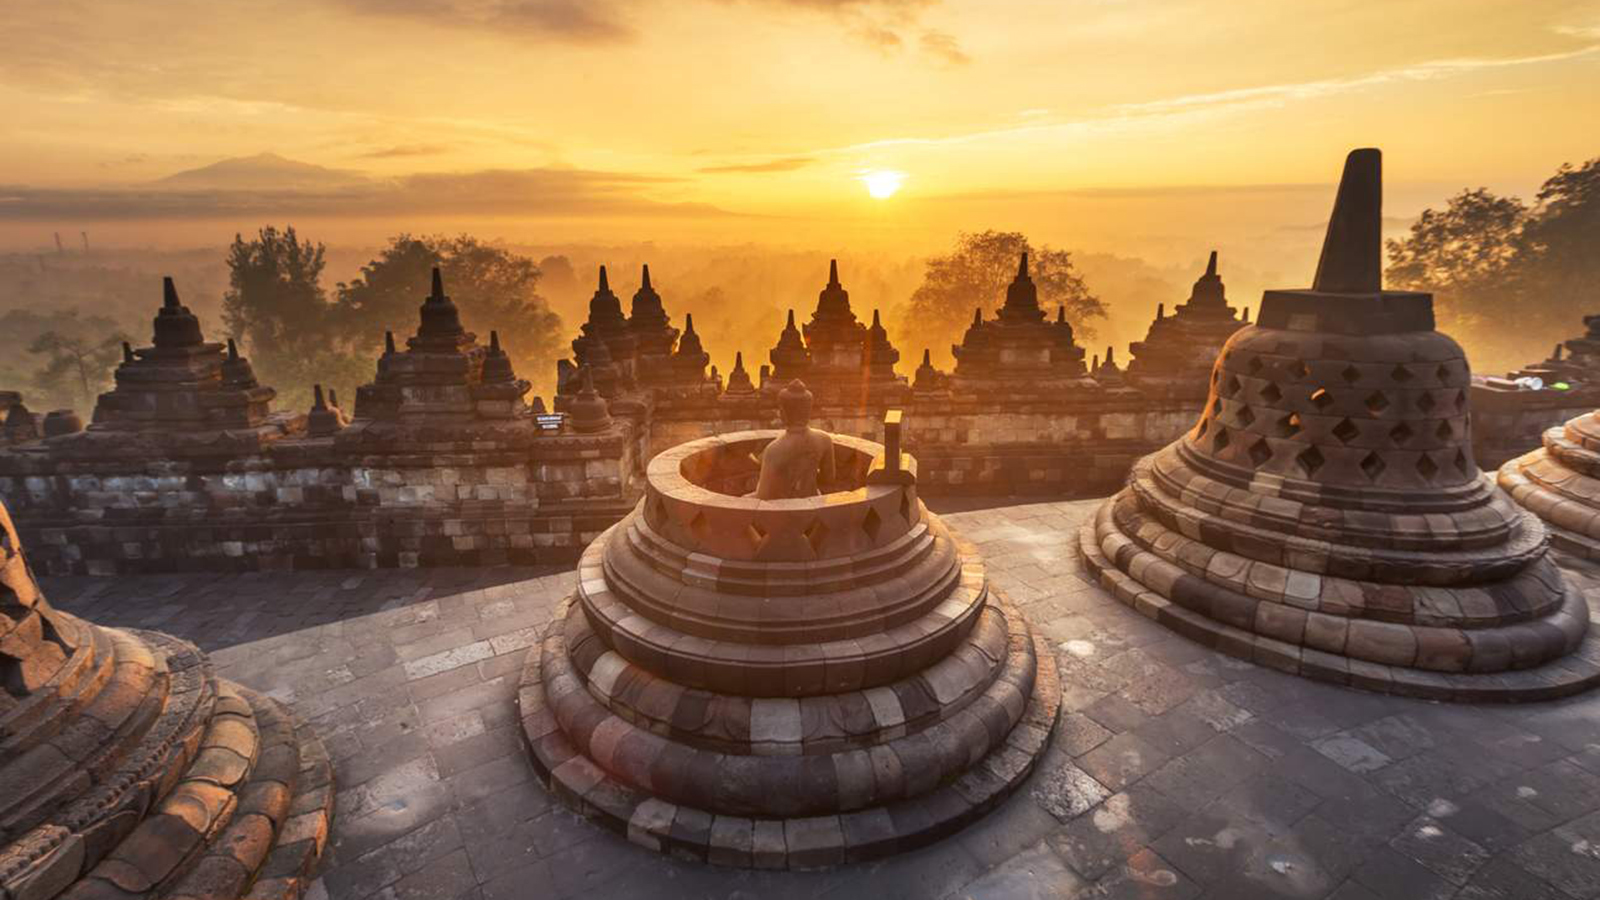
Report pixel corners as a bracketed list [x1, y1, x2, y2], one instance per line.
[1386, 157, 1600, 374]
[222, 229, 565, 409]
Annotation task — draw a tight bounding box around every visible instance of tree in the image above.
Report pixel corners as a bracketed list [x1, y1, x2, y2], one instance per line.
[222, 225, 358, 409]
[30, 330, 131, 410]
[1385, 157, 1600, 373]
[1386, 189, 1528, 299]
[1521, 158, 1600, 315]
[336, 235, 564, 391]
[223, 225, 330, 360]
[902, 231, 1105, 360]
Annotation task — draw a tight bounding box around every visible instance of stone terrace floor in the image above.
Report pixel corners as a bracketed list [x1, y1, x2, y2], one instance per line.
[42, 499, 1600, 900]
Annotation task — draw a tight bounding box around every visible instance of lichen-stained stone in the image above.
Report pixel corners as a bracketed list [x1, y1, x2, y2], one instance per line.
[1080, 149, 1600, 702]
[519, 414, 1060, 867]
[0, 498, 333, 900]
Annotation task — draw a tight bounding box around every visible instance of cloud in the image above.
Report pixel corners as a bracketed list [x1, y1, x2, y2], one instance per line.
[354, 144, 453, 160]
[328, 0, 938, 43]
[698, 156, 817, 174]
[856, 25, 904, 52]
[0, 167, 735, 221]
[918, 29, 969, 66]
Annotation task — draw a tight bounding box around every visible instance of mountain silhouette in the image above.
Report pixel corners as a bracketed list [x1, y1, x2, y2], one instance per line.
[154, 152, 366, 191]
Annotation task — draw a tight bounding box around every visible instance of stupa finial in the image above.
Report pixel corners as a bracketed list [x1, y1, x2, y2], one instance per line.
[1205, 250, 1218, 278]
[430, 266, 445, 299]
[1018, 252, 1029, 279]
[828, 259, 840, 287]
[1312, 148, 1383, 294]
[598, 265, 610, 293]
[640, 263, 651, 289]
[162, 276, 180, 309]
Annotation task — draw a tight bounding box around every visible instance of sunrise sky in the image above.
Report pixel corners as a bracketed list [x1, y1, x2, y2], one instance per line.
[2, 0, 1598, 256]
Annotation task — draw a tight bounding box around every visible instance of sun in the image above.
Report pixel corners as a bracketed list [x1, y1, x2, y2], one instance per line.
[860, 170, 906, 199]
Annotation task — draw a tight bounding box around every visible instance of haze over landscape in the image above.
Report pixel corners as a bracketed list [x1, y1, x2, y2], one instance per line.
[3, 0, 1598, 406]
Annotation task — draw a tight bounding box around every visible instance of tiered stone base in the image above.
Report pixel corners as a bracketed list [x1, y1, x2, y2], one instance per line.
[1499, 412, 1600, 561]
[1080, 498, 1600, 702]
[516, 563, 1059, 867]
[0, 617, 333, 900]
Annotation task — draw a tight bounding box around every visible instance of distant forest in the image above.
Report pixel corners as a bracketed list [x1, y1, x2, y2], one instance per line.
[1, 155, 1594, 416]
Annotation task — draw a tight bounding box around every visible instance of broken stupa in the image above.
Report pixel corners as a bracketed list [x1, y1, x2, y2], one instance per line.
[0, 496, 332, 898]
[1079, 148, 1600, 702]
[518, 384, 1060, 867]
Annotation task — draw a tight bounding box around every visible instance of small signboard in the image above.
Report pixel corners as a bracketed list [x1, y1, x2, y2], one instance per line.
[535, 413, 565, 432]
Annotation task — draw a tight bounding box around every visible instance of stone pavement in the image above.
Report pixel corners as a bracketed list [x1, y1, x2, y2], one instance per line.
[41, 500, 1600, 900]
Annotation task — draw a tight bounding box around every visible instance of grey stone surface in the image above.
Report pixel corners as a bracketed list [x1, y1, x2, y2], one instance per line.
[43, 498, 1600, 900]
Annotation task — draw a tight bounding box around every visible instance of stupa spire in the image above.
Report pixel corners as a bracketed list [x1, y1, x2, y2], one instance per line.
[828, 259, 840, 287]
[1205, 250, 1218, 278]
[598, 265, 610, 293]
[430, 266, 444, 300]
[1311, 148, 1383, 294]
[163, 276, 180, 309]
[641, 263, 651, 289]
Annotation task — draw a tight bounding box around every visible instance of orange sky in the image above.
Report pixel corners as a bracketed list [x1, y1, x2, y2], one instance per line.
[1, 0, 1597, 256]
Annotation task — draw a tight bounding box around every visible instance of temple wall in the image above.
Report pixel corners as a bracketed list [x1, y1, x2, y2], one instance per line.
[649, 394, 1202, 498]
[904, 402, 1197, 495]
[0, 426, 638, 575]
[1469, 384, 1600, 470]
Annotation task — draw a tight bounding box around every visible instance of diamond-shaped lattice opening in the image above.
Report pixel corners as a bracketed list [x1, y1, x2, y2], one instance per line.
[1223, 375, 1243, 398]
[1341, 364, 1362, 384]
[1213, 427, 1231, 452]
[1237, 406, 1256, 427]
[747, 522, 768, 551]
[1310, 388, 1334, 411]
[1276, 412, 1303, 438]
[1296, 446, 1325, 477]
[1247, 437, 1273, 468]
[1389, 422, 1414, 445]
[899, 491, 913, 524]
[1332, 418, 1360, 444]
[1436, 363, 1453, 382]
[861, 507, 883, 542]
[1195, 418, 1209, 439]
[1359, 452, 1386, 481]
[1455, 449, 1471, 474]
[1211, 399, 1223, 418]
[1260, 382, 1283, 404]
[1455, 390, 1468, 413]
[1391, 364, 1414, 383]
[1417, 392, 1436, 414]
[1365, 391, 1390, 415]
[1416, 453, 1440, 481]
[1246, 355, 1264, 375]
[1436, 420, 1454, 440]
[689, 510, 711, 546]
[803, 518, 830, 556]
[1288, 360, 1311, 380]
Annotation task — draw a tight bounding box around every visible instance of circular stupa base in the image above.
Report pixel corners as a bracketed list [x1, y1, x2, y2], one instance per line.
[1079, 508, 1600, 703]
[517, 598, 1059, 868]
[1498, 421, 1600, 562]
